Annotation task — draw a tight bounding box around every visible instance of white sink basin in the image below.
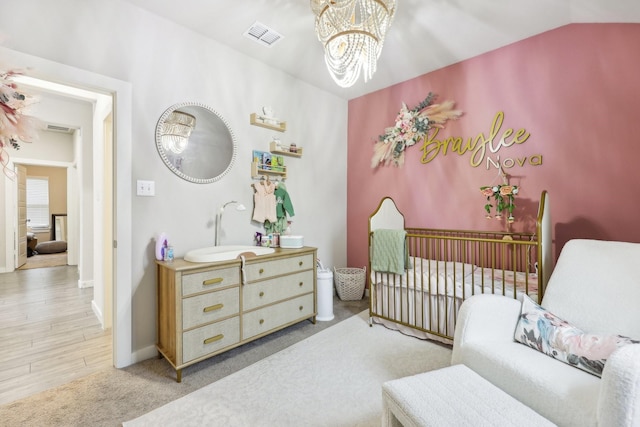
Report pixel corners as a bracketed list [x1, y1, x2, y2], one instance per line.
[184, 245, 275, 263]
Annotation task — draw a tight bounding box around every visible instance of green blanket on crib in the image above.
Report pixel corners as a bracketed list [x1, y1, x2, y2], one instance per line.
[371, 229, 409, 275]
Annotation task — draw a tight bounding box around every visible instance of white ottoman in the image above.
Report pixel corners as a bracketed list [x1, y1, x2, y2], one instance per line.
[382, 364, 556, 427]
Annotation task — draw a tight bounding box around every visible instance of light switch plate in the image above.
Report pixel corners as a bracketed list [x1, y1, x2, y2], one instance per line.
[136, 180, 155, 196]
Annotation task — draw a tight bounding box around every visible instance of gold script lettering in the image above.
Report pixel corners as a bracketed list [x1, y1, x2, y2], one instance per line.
[420, 129, 480, 164]
[419, 111, 531, 167]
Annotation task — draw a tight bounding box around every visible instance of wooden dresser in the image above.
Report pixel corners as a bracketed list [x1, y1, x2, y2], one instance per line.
[156, 246, 317, 382]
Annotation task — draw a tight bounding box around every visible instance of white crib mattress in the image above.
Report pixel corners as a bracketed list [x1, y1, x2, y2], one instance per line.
[371, 257, 476, 295]
[370, 257, 539, 341]
[371, 256, 537, 299]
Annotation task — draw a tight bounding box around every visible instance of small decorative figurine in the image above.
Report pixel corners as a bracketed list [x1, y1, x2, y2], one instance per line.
[262, 106, 277, 125]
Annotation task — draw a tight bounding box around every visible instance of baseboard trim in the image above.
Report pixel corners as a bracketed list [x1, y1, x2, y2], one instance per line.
[78, 279, 94, 288]
[92, 299, 105, 328]
[133, 344, 159, 364]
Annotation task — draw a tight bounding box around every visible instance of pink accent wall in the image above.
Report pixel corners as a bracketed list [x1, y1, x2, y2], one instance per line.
[347, 24, 640, 270]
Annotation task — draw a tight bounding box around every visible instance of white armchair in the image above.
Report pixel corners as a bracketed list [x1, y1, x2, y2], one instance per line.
[452, 239, 640, 427]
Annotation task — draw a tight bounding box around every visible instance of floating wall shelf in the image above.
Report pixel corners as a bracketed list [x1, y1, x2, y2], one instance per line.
[251, 160, 287, 179]
[269, 141, 303, 157]
[250, 113, 287, 132]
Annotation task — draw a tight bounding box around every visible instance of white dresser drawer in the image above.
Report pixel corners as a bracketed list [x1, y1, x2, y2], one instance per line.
[243, 293, 314, 340]
[182, 266, 239, 296]
[182, 316, 240, 363]
[182, 287, 240, 330]
[243, 270, 314, 311]
[245, 253, 314, 281]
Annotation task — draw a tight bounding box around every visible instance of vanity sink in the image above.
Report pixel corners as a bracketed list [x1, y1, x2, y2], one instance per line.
[184, 245, 275, 263]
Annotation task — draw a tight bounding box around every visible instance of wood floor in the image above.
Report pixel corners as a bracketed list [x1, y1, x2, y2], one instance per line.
[0, 265, 112, 405]
[18, 252, 68, 270]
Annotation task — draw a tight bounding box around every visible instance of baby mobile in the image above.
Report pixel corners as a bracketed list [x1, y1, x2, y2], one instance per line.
[480, 166, 519, 223]
[0, 67, 39, 178]
[371, 92, 463, 168]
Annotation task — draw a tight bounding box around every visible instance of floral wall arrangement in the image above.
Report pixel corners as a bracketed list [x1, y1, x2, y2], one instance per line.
[481, 183, 519, 223]
[0, 68, 39, 178]
[371, 92, 462, 168]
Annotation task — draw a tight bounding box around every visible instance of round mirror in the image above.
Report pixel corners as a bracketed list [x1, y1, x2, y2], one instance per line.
[155, 102, 237, 184]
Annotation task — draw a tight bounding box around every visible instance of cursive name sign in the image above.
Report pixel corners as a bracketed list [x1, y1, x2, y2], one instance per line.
[419, 111, 542, 170]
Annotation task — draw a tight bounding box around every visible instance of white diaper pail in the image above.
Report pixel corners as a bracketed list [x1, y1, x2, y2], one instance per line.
[316, 261, 334, 321]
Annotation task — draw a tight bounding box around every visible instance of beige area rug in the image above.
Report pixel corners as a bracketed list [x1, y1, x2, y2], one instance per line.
[18, 252, 67, 269]
[124, 311, 452, 427]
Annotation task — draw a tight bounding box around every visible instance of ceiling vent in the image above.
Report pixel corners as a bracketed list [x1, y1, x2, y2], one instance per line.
[45, 123, 74, 134]
[243, 21, 283, 47]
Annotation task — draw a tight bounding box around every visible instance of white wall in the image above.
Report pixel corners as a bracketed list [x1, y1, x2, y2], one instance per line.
[0, 0, 348, 364]
[17, 127, 75, 163]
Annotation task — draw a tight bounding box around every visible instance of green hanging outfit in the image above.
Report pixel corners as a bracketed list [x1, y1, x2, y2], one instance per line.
[264, 183, 295, 234]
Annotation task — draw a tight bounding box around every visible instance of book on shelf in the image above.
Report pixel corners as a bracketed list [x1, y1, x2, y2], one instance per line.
[271, 154, 285, 172]
[252, 150, 264, 167]
[262, 152, 272, 170]
[253, 150, 270, 170]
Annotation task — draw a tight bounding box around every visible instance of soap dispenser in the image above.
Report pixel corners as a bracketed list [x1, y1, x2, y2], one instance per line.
[155, 232, 168, 261]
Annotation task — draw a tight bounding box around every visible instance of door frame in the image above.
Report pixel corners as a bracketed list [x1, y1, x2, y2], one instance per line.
[10, 161, 76, 270]
[16, 165, 27, 269]
[0, 46, 133, 368]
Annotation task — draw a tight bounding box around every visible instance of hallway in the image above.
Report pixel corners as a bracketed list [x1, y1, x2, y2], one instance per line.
[0, 266, 111, 405]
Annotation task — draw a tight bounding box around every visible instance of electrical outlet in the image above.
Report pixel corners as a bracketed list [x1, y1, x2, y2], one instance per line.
[136, 180, 155, 196]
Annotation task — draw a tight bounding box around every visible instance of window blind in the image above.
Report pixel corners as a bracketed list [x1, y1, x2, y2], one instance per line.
[26, 177, 50, 228]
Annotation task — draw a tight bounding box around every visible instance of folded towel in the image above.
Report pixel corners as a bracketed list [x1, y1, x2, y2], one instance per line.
[371, 229, 408, 275]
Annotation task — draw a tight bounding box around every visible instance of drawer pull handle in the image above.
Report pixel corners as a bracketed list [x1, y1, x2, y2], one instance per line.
[203, 303, 224, 313]
[299, 282, 303, 287]
[299, 261, 303, 266]
[203, 277, 223, 286]
[204, 334, 224, 345]
[259, 291, 264, 297]
[259, 319, 264, 325]
[299, 305, 304, 311]
[259, 268, 264, 274]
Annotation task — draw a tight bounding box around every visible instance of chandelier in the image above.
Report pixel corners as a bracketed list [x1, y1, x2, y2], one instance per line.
[311, 0, 396, 88]
[160, 111, 196, 154]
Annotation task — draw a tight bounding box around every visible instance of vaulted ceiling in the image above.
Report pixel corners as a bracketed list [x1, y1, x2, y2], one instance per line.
[123, 0, 640, 100]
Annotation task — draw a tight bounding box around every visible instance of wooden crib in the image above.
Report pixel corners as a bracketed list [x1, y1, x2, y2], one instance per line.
[368, 191, 552, 344]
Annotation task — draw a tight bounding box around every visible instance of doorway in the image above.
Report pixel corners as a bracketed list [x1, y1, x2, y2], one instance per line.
[18, 164, 70, 271]
[0, 75, 116, 402]
[0, 45, 133, 370]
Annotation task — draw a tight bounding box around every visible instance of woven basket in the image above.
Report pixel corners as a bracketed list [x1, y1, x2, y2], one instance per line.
[334, 267, 366, 301]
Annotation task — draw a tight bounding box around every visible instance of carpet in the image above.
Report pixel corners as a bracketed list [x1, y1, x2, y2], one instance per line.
[124, 311, 452, 427]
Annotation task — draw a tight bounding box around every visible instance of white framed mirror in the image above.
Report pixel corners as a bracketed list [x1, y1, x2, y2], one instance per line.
[155, 102, 237, 184]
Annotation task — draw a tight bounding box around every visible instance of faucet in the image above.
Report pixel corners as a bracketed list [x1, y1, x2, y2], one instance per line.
[215, 201, 246, 246]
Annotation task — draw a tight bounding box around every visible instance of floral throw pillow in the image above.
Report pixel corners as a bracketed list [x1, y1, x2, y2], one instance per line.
[514, 295, 639, 377]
